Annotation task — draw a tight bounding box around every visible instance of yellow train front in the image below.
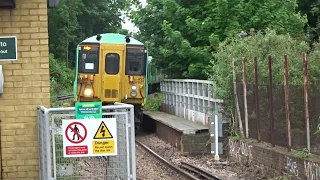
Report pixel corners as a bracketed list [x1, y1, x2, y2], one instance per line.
[73, 33, 148, 131]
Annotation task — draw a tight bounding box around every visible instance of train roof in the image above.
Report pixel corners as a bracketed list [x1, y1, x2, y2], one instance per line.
[80, 33, 144, 46]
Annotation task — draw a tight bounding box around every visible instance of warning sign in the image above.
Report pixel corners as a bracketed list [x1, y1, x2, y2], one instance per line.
[65, 122, 87, 144]
[94, 121, 113, 139]
[92, 140, 115, 154]
[66, 146, 88, 155]
[62, 118, 117, 157]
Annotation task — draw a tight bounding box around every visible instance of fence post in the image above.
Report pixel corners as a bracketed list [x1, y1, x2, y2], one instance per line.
[232, 58, 244, 137]
[242, 57, 249, 138]
[254, 57, 261, 142]
[283, 55, 291, 151]
[268, 56, 275, 147]
[303, 52, 310, 151]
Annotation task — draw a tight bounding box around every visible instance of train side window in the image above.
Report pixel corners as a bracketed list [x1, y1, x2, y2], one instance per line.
[105, 53, 120, 75]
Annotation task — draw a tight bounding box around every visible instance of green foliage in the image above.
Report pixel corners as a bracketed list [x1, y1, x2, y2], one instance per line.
[48, 0, 130, 68]
[208, 29, 320, 102]
[298, 0, 320, 42]
[143, 93, 163, 111]
[49, 53, 75, 106]
[231, 135, 243, 142]
[129, 0, 308, 79]
[292, 148, 312, 158]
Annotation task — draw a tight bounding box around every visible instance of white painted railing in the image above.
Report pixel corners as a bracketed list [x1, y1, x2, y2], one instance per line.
[160, 79, 223, 126]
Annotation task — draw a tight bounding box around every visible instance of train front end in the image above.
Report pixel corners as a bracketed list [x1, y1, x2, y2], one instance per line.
[73, 33, 148, 131]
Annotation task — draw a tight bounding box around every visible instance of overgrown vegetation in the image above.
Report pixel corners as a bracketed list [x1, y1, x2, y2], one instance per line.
[208, 29, 320, 102]
[142, 93, 163, 111]
[49, 54, 75, 107]
[292, 148, 313, 158]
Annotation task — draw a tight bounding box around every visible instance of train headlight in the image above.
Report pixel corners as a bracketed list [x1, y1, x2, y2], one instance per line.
[131, 85, 137, 97]
[83, 83, 93, 97]
[84, 88, 93, 97]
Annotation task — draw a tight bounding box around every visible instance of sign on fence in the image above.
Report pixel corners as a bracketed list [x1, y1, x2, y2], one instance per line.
[38, 103, 136, 179]
[75, 102, 102, 119]
[62, 118, 118, 157]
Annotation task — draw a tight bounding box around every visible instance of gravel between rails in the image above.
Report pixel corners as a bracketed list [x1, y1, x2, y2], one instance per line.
[136, 143, 185, 180]
[77, 158, 107, 179]
[136, 133, 255, 180]
[56, 157, 108, 180]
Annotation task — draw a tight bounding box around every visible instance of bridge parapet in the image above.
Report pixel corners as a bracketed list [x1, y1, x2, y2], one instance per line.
[160, 79, 223, 127]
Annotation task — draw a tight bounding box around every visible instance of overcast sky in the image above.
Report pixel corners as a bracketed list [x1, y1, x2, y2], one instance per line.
[121, 0, 147, 33]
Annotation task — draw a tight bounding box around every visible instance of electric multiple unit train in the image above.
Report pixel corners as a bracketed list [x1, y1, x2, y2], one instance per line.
[73, 33, 151, 131]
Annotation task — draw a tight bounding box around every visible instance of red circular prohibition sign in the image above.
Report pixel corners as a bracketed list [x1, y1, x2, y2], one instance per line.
[65, 122, 87, 144]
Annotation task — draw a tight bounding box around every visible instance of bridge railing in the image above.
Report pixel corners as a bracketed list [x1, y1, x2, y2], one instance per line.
[160, 79, 223, 126]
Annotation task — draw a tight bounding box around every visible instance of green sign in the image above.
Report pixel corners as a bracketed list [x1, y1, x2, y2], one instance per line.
[75, 102, 102, 119]
[0, 36, 17, 61]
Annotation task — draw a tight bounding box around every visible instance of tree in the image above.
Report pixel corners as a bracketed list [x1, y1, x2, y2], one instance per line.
[298, 0, 320, 43]
[48, 0, 130, 68]
[129, 0, 307, 79]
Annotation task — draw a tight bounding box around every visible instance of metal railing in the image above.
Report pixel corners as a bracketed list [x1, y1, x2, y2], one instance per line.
[160, 79, 223, 126]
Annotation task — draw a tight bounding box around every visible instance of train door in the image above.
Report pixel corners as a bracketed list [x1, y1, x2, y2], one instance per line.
[100, 45, 124, 102]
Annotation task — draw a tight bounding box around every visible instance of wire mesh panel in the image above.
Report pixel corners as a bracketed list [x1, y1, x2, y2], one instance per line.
[37, 103, 136, 180]
[105, 108, 135, 180]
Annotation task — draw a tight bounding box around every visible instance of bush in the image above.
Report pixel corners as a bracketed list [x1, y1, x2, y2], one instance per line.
[49, 53, 75, 106]
[143, 92, 164, 111]
[207, 29, 320, 102]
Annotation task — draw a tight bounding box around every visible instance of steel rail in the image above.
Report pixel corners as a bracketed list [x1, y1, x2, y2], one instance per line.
[180, 161, 221, 180]
[56, 94, 73, 101]
[135, 139, 200, 180]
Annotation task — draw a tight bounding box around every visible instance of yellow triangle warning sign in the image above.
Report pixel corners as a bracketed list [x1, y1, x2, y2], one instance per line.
[93, 121, 113, 139]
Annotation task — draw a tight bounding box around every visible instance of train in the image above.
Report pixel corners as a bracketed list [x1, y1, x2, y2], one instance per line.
[72, 33, 163, 132]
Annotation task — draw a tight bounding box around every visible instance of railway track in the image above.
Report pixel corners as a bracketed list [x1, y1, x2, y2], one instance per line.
[180, 161, 221, 180]
[56, 94, 73, 101]
[135, 139, 221, 180]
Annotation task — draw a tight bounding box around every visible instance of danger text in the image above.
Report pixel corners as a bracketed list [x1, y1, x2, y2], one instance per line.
[92, 140, 115, 154]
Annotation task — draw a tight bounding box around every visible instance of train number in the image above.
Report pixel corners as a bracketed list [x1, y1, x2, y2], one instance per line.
[137, 78, 145, 84]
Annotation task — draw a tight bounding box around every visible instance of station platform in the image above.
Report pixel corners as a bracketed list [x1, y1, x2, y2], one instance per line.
[143, 111, 210, 155]
[143, 111, 208, 134]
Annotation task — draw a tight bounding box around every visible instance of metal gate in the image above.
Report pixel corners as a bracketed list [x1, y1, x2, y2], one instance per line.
[37, 102, 136, 180]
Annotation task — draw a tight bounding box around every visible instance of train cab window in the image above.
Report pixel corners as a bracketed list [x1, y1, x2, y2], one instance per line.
[78, 45, 99, 74]
[105, 53, 120, 74]
[125, 47, 146, 75]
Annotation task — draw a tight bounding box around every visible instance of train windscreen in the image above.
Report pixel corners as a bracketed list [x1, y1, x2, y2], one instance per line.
[78, 44, 100, 74]
[125, 46, 146, 76]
